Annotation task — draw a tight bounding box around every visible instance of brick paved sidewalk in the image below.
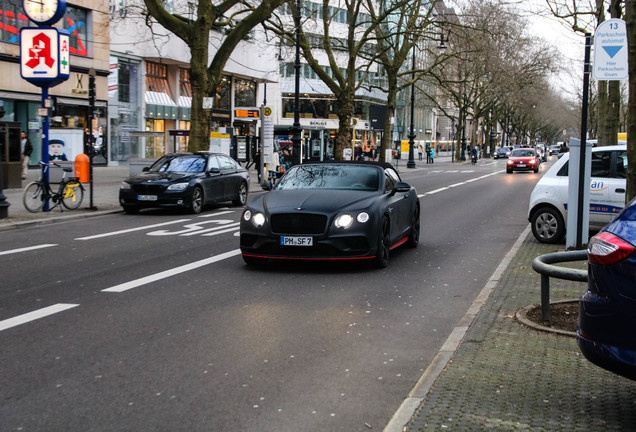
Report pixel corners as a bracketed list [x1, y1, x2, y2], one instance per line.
[406, 234, 636, 431]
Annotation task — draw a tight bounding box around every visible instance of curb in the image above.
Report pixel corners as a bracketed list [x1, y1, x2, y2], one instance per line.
[383, 225, 531, 432]
[0, 208, 122, 232]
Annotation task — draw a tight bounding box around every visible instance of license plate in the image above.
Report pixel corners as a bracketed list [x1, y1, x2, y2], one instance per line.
[517, 164, 526, 167]
[280, 236, 313, 246]
[138, 194, 158, 201]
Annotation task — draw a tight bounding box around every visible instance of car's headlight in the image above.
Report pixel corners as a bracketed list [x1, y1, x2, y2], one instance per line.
[120, 182, 131, 190]
[167, 182, 189, 191]
[335, 214, 354, 229]
[243, 210, 265, 227]
[335, 212, 369, 229]
[357, 212, 369, 223]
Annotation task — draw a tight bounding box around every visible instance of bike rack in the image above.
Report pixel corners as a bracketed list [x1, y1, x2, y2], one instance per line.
[531, 250, 588, 322]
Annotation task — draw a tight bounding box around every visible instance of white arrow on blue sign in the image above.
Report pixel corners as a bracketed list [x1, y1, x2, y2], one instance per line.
[593, 18, 628, 81]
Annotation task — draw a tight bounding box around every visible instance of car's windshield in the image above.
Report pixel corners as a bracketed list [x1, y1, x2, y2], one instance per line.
[275, 165, 380, 191]
[149, 155, 206, 173]
[511, 149, 535, 157]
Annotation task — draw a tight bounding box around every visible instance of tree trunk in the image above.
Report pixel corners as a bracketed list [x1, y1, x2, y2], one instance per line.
[335, 99, 354, 160]
[188, 24, 212, 152]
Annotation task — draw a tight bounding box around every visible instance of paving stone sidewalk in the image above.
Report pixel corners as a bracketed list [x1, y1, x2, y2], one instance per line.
[406, 235, 636, 431]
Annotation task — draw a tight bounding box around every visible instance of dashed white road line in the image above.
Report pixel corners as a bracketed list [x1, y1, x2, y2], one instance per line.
[0, 244, 58, 256]
[102, 249, 242, 293]
[0, 303, 79, 332]
[418, 172, 500, 198]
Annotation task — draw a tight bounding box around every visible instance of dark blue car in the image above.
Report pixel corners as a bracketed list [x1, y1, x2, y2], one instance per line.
[578, 196, 636, 380]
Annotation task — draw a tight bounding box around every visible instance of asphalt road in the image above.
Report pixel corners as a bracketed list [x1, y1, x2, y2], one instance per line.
[0, 157, 550, 431]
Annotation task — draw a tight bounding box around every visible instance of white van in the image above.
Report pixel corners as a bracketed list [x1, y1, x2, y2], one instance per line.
[528, 145, 627, 243]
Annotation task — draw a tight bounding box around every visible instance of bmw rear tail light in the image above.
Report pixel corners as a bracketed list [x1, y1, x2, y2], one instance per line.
[588, 232, 635, 265]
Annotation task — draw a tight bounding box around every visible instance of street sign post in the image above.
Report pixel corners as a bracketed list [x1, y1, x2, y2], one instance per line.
[20, 26, 71, 211]
[593, 18, 628, 81]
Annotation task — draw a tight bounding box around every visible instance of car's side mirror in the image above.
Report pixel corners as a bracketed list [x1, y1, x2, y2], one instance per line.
[261, 180, 273, 191]
[142, 167, 150, 172]
[390, 181, 411, 196]
[207, 167, 221, 175]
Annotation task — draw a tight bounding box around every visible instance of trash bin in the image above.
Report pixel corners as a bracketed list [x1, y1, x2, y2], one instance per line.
[74, 153, 90, 183]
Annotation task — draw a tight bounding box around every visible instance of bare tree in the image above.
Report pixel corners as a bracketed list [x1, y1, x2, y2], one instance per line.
[546, 0, 636, 202]
[139, 0, 287, 152]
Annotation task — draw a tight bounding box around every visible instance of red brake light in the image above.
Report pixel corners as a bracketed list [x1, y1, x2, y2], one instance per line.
[588, 232, 635, 265]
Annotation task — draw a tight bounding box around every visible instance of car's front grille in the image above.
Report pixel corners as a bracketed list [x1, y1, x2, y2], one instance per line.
[270, 213, 327, 234]
[132, 184, 166, 194]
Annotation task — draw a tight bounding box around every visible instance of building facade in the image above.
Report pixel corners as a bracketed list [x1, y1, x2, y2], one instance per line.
[0, 0, 110, 171]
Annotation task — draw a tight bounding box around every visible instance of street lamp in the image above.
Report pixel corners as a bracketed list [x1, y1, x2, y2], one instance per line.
[290, 0, 302, 166]
[451, 117, 455, 163]
[460, 94, 467, 161]
[407, 44, 416, 169]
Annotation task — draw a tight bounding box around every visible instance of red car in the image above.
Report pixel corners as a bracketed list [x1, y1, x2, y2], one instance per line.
[506, 148, 540, 173]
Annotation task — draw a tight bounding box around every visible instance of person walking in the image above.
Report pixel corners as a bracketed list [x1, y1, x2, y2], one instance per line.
[429, 146, 435, 164]
[20, 131, 33, 180]
[426, 145, 431, 163]
[417, 144, 423, 161]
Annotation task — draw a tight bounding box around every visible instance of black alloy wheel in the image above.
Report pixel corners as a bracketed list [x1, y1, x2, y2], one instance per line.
[190, 186, 204, 214]
[405, 204, 420, 248]
[374, 216, 390, 268]
[232, 182, 248, 206]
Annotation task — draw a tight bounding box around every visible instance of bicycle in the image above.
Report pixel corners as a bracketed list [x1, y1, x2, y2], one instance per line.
[22, 162, 85, 213]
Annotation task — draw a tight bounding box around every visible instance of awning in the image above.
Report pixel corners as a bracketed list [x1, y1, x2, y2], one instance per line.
[145, 91, 176, 106]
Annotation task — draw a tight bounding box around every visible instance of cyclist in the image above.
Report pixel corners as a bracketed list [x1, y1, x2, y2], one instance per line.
[471, 146, 478, 165]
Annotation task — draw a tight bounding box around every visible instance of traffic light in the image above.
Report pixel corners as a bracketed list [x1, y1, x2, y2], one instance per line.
[88, 73, 95, 108]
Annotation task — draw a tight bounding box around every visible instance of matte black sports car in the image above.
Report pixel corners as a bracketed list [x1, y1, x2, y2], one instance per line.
[240, 161, 420, 268]
[119, 152, 249, 214]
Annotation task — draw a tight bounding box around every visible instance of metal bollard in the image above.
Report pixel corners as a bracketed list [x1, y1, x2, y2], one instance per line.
[532, 250, 588, 322]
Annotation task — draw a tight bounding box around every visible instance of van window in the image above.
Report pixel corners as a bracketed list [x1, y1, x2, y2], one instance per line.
[615, 151, 627, 179]
[590, 151, 611, 178]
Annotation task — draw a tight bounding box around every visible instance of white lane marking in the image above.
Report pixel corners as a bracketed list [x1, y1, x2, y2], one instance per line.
[0, 303, 79, 332]
[197, 210, 234, 218]
[147, 220, 237, 236]
[200, 226, 240, 237]
[418, 172, 500, 198]
[0, 244, 58, 256]
[74, 219, 192, 240]
[102, 249, 242, 293]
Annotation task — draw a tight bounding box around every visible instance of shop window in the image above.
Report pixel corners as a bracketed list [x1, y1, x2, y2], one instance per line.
[234, 78, 256, 107]
[213, 76, 231, 109]
[118, 60, 131, 103]
[0, 1, 28, 43]
[146, 62, 171, 95]
[179, 68, 192, 98]
[63, 5, 89, 56]
[1, 2, 90, 57]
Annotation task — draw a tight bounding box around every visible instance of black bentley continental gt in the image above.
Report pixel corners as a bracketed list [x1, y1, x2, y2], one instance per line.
[240, 161, 420, 268]
[119, 152, 249, 214]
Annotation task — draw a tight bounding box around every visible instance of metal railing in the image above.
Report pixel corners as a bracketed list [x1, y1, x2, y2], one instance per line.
[531, 250, 588, 321]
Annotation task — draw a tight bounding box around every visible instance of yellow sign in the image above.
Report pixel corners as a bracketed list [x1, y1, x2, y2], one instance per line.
[264, 107, 272, 117]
